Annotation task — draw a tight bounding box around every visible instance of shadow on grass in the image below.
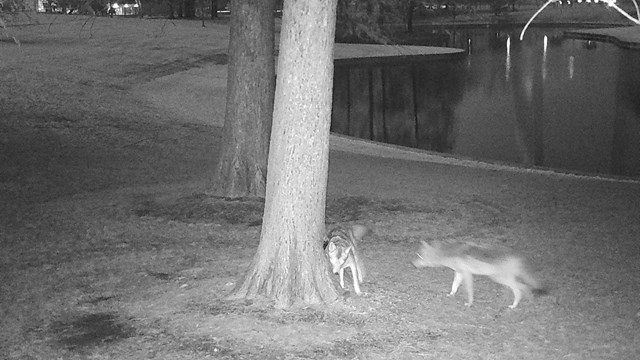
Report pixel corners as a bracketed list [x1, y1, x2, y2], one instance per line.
[133, 194, 265, 226]
[133, 193, 446, 227]
[51, 312, 135, 350]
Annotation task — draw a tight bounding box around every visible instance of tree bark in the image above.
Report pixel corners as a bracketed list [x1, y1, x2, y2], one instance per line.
[406, 0, 415, 33]
[211, 0, 218, 18]
[228, 0, 340, 308]
[212, 0, 275, 198]
[183, 0, 196, 18]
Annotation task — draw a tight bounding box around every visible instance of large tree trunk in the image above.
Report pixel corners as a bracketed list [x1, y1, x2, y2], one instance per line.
[212, 0, 275, 198]
[228, 0, 340, 308]
[211, 0, 218, 18]
[406, 0, 415, 33]
[183, 0, 196, 18]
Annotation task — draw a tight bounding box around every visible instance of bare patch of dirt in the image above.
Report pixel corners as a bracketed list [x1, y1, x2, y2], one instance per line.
[51, 312, 136, 350]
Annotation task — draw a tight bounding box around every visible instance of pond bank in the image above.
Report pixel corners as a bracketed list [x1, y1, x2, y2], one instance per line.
[565, 26, 640, 49]
[141, 34, 640, 183]
[136, 43, 465, 129]
[334, 43, 464, 64]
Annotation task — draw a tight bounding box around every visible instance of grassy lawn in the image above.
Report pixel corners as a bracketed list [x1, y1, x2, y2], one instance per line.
[1, 12, 640, 360]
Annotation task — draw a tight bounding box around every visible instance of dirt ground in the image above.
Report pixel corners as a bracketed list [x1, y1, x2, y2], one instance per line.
[1, 13, 640, 360]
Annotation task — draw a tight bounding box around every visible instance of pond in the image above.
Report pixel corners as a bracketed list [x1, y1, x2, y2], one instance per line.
[331, 26, 640, 179]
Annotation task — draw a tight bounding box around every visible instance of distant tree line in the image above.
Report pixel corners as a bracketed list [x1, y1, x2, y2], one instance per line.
[0, 0, 37, 14]
[34, 0, 229, 18]
[1, 0, 37, 31]
[335, 0, 528, 40]
[5, 0, 521, 26]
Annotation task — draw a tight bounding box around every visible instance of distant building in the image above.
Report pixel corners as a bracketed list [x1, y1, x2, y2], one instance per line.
[109, 2, 140, 16]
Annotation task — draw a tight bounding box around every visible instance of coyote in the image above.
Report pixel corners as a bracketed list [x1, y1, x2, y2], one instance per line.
[324, 225, 368, 295]
[412, 239, 546, 308]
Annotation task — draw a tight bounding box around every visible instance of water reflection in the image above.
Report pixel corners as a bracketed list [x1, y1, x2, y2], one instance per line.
[569, 56, 575, 79]
[332, 27, 640, 178]
[332, 59, 464, 153]
[506, 35, 511, 81]
[542, 35, 548, 81]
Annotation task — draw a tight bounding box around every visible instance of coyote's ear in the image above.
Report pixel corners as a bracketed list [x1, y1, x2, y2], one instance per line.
[344, 245, 353, 255]
[327, 242, 337, 252]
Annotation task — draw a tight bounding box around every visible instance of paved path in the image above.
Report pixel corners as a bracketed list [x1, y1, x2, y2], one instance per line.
[334, 43, 464, 59]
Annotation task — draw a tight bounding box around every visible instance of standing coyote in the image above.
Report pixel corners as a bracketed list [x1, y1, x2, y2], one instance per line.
[324, 225, 368, 295]
[412, 239, 546, 308]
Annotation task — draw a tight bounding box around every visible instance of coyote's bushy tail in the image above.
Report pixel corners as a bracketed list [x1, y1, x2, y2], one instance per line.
[350, 225, 368, 282]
